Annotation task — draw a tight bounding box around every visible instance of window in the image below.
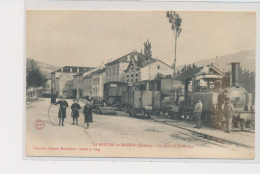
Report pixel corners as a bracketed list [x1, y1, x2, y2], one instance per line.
[136, 73, 138, 77]
[127, 80, 129, 82]
[127, 75, 129, 78]
[131, 79, 133, 82]
[136, 79, 138, 82]
[157, 65, 160, 70]
[131, 74, 133, 77]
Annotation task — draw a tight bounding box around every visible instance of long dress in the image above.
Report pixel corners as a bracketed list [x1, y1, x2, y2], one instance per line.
[71, 103, 81, 118]
[83, 104, 93, 123]
[56, 100, 69, 118]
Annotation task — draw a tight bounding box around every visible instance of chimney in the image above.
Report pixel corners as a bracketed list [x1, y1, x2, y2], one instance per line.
[61, 67, 63, 72]
[77, 68, 79, 73]
[231, 62, 240, 86]
[127, 55, 130, 61]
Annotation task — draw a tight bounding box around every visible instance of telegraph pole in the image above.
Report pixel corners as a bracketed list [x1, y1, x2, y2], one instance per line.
[76, 68, 79, 99]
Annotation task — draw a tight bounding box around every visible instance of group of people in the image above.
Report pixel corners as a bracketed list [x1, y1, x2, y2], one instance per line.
[51, 95, 93, 128]
[194, 98, 234, 133]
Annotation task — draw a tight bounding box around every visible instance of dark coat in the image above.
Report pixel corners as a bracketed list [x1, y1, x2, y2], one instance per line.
[224, 102, 235, 119]
[83, 104, 93, 123]
[71, 103, 81, 118]
[56, 100, 69, 118]
[51, 94, 57, 104]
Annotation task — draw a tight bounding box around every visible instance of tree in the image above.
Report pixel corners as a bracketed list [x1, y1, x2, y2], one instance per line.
[192, 63, 197, 69]
[144, 39, 152, 60]
[26, 58, 47, 97]
[181, 65, 187, 72]
[166, 11, 182, 74]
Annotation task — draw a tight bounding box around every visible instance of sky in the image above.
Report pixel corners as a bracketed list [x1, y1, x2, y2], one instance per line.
[26, 10, 255, 67]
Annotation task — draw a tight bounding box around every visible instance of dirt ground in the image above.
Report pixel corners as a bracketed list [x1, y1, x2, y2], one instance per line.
[25, 98, 254, 159]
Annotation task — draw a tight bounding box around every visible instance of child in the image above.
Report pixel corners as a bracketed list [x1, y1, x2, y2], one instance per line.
[71, 99, 81, 125]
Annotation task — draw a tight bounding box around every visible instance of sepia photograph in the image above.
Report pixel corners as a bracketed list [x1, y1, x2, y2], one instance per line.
[25, 10, 255, 159]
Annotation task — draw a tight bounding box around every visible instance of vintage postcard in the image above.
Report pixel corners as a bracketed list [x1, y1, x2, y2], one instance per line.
[26, 10, 255, 159]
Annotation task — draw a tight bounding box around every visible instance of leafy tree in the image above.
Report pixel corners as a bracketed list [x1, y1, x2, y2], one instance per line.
[166, 11, 182, 74]
[238, 66, 255, 99]
[26, 58, 47, 92]
[181, 65, 187, 72]
[144, 39, 152, 60]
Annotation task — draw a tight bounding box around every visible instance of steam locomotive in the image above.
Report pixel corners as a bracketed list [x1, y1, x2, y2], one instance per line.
[168, 62, 255, 129]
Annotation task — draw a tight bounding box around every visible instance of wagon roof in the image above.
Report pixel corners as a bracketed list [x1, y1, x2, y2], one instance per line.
[174, 64, 224, 82]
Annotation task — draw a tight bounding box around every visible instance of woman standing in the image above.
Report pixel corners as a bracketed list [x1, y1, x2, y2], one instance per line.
[83, 101, 93, 128]
[71, 99, 81, 125]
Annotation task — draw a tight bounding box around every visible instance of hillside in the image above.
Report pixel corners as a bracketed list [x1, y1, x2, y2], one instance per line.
[36, 61, 60, 79]
[176, 50, 255, 73]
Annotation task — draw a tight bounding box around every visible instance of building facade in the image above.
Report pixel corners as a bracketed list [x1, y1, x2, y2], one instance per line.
[91, 67, 106, 100]
[105, 53, 132, 82]
[51, 66, 94, 98]
[123, 52, 173, 86]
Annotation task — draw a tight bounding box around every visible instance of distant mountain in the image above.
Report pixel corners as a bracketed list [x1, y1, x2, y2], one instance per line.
[176, 50, 255, 73]
[36, 61, 60, 79]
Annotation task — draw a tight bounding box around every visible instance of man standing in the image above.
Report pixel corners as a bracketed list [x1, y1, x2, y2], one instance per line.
[55, 96, 69, 126]
[71, 99, 81, 125]
[194, 99, 203, 129]
[51, 92, 56, 104]
[224, 98, 234, 133]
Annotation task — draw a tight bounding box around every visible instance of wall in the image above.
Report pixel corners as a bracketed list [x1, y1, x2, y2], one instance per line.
[141, 61, 173, 81]
[83, 76, 92, 98]
[51, 71, 76, 98]
[119, 62, 129, 82]
[124, 60, 141, 86]
[91, 71, 106, 100]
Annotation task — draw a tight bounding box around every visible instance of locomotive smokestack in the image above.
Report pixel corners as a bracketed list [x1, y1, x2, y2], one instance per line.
[231, 62, 240, 86]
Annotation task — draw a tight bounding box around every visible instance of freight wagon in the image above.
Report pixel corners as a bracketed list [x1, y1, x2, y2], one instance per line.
[122, 88, 161, 118]
[103, 82, 128, 107]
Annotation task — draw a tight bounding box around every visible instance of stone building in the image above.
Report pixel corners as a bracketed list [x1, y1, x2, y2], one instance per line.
[51, 66, 94, 98]
[123, 52, 173, 86]
[91, 67, 106, 101]
[105, 52, 132, 82]
[81, 66, 106, 100]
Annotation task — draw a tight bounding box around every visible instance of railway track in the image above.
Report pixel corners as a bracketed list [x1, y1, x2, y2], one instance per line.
[151, 115, 254, 149]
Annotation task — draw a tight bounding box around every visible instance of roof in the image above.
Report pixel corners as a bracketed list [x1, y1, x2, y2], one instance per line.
[82, 66, 105, 79]
[105, 52, 132, 66]
[92, 67, 106, 75]
[124, 52, 172, 72]
[51, 66, 95, 74]
[174, 64, 224, 82]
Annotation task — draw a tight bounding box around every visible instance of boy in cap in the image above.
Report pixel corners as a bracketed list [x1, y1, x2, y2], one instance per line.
[71, 99, 81, 125]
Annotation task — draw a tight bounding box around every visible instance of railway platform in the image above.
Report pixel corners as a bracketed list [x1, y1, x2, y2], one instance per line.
[150, 114, 255, 148]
